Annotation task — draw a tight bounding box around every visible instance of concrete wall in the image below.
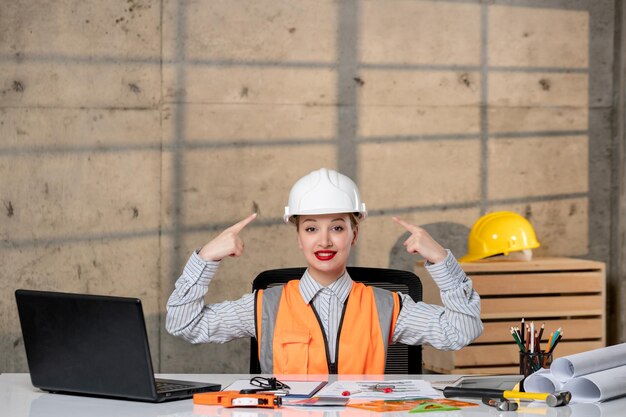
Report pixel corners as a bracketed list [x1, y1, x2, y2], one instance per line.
[1, 0, 621, 373]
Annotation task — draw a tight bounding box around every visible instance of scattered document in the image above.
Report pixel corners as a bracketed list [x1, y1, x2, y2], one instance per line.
[315, 379, 439, 399]
[347, 398, 478, 412]
[222, 379, 327, 398]
[524, 343, 626, 403]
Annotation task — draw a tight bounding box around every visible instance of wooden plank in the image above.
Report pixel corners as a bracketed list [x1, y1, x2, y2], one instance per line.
[423, 346, 456, 373]
[454, 341, 603, 367]
[472, 272, 604, 296]
[459, 257, 605, 273]
[475, 318, 604, 343]
[424, 363, 519, 375]
[481, 295, 604, 319]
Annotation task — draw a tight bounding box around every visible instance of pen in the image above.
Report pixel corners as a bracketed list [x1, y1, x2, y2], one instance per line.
[520, 318, 525, 346]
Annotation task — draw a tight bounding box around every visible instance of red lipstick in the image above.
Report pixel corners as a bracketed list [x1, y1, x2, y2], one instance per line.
[315, 251, 336, 261]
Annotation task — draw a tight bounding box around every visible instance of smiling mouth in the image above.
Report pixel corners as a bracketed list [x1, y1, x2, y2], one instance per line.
[315, 251, 337, 261]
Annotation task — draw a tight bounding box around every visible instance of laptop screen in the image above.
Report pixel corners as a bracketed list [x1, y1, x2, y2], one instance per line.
[15, 290, 158, 400]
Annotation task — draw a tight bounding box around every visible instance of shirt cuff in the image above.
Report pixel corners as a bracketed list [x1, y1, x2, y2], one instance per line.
[183, 250, 220, 286]
[424, 249, 467, 291]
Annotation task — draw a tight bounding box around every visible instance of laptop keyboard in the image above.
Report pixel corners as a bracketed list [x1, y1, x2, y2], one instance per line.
[155, 380, 194, 392]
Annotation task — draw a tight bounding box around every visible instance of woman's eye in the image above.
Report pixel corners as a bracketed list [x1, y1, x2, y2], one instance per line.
[332, 226, 344, 232]
[305, 227, 317, 232]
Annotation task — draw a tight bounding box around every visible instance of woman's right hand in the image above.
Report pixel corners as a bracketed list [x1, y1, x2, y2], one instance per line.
[198, 213, 257, 261]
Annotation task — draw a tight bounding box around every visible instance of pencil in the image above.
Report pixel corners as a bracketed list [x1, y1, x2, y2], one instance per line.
[551, 327, 562, 351]
[537, 323, 545, 345]
[520, 318, 525, 346]
[547, 332, 554, 352]
[548, 333, 563, 354]
[511, 329, 525, 352]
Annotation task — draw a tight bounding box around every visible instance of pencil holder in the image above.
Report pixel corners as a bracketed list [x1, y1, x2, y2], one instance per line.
[519, 350, 553, 378]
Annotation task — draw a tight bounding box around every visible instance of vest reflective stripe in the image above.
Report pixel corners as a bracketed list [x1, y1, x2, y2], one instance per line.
[256, 286, 282, 374]
[255, 280, 400, 374]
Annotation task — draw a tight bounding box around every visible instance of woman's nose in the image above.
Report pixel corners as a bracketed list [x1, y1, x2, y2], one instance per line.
[319, 231, 333, 247]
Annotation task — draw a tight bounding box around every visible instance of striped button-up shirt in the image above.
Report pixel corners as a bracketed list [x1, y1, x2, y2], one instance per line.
[166, 250, 482, 361]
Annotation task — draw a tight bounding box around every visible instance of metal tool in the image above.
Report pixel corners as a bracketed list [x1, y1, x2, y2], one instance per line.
[482, 397, 519, 411]
[443, 387, 571, 407]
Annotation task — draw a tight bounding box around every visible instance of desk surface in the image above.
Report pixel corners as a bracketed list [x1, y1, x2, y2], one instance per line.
[2, 373, 625, 417]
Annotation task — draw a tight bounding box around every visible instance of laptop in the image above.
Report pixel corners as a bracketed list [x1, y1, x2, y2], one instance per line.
[15, 289, 221, 402]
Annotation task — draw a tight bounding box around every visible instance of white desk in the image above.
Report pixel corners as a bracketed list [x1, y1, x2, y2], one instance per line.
[2, 373, 625, 417]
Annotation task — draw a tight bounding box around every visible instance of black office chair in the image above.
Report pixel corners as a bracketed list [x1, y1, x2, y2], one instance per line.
[249, 267, 422, 374]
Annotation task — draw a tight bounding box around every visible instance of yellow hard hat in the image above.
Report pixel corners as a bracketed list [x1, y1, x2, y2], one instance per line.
[460, 211, 540, 262]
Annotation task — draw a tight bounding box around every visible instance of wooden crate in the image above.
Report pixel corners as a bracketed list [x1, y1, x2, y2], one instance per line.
[416, 257, 606, 374]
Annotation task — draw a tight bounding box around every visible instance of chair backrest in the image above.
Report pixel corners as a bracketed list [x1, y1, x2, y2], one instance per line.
[249, 266, 422, 374]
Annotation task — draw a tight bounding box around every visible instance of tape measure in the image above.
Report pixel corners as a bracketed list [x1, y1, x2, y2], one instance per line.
[194, 391, 282, 408]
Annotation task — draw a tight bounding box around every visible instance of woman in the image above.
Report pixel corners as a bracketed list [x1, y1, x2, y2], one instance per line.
[166, 168, 482, 374]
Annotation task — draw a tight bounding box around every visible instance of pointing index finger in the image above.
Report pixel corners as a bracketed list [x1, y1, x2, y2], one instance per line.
[392, 216, 418, 233]
[229, 212, 258, 233]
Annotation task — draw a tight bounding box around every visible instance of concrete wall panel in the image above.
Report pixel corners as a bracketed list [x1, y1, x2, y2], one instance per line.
[0, 108, 160, 148]
[359, 106, 480, 137]
[489, 6, 589, 68]
[0, 62, 160, 108]
[359, 140, 481, 210]
[358, 71, 480, 107]
[181, 104, 337, 143]
[488, 107, 588, 133]
[360, 1, 481, 65]
[489, 72, 588, 107]
[164, 66, 337, 105]
[0, 152, 160, 237]
[0, 1, 160, 57]
[488, 136, 588, 199]
[163, 0, 337, 63]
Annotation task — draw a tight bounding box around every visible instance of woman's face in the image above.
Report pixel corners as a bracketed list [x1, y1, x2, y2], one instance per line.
[296, 213, 358, 285]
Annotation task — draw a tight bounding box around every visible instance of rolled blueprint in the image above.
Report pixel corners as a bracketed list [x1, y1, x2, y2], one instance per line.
[562, 365, 626, 403]
[551, 343, 626, 382]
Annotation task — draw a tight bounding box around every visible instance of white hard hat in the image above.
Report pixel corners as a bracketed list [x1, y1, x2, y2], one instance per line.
[284, 168, 367, 223]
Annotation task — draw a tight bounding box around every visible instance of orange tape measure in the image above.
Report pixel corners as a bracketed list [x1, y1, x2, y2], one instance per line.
[194, 391, 282, 408]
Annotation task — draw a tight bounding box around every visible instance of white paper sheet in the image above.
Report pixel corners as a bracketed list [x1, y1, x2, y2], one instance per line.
[315, 379, 439, 399]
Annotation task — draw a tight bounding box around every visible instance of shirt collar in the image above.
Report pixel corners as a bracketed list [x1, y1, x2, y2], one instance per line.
[299, 269, 353, 305]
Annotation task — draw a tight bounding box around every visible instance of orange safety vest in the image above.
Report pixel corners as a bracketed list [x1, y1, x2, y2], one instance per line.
[255, 280, 401, 374]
